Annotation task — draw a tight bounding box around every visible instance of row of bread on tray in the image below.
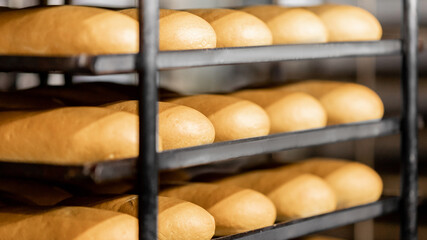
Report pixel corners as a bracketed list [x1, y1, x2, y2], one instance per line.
[0, 158, 380, 239]
[0, 4, 382, 55]
[0, 80, 384, 164]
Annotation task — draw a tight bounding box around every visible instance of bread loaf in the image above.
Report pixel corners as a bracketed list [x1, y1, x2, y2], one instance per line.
[186, 8, 273, 47]
[231, 89, 327, 133]
[62, 195, 216, 240]
[307, 4, 382, 41]
[119, 9, 216, 50]
[241, 5, 328, 44]
[0, 107, 139, 164]
[0, 206, 137, 240]
[0, 6, 138, 55]
[0, 178, 72, 206]
[282, 158, 383, 209]
[215, 169, 336, 221]
[169, 94, 270, 142]
[276, 80, 384, 125]
[160, 183, 276, 236]
[103, 101, 215, 150]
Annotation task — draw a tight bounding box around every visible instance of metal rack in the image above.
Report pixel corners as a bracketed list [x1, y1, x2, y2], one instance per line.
[0, 0, 418, 239]
[135, 0, 418, 239]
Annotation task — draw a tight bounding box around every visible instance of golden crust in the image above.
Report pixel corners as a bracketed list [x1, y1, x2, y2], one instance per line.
[0, 107, 138, 164]
[242, 5, 328, 44]
[119, 9, 217, 50]
[187, 8, 273, 47]
[170, 94, 270, 142]
[103, 101, 215, 150]
[307, 4, 382, 41]
[276, 80, 384, 125]
[0, 6, 138, 55]
[231, 89, 327, 133]
[160, 183, 276, 236]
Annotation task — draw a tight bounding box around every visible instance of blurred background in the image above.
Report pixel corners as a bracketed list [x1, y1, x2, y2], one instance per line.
[0, 0, 425, 239]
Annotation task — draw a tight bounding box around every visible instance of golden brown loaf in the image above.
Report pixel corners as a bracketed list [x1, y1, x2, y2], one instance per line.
[215, 169, 336, 221]
[231, 89, 327, 133]
[0, 178, 72, 206]
[160, 183, 276, 236]
[169, 94, 270, 142]
[119, 9, 217, 50]
[241, 5, 328, 44]
[0, 206, 138, 240]
[282, 158, 383, 209]
[276, 80, 384, 125]
[103, 100, 215, 150]
[63, 195, 216, 240]
[186, 8, 273, 47]
[0, 6, 138, 55]
[307, 4, 382, 41]
[0, 107, 138, 164]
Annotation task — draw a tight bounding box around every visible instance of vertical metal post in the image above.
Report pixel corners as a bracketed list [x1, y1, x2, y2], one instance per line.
[137, 0, 159, 239]
[400, 0, 418, 238]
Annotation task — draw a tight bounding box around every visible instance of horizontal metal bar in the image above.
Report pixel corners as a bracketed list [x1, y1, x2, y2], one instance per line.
[215, 197, 400, 240]
[0, 40, 401, 74]
[157, 40, 402, 69]
[0, 118, 400, 183]
[158, 117, 400, 170]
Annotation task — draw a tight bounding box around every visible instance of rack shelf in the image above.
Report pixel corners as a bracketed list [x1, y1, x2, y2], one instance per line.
[215, 197, 399, 240]
[0, 117, 400, 184]
[0, 40, 401, 75]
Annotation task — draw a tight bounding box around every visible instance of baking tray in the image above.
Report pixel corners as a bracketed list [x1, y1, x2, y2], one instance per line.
[0, 117, 400, 184]
[0, 40, 401, 75]
[215, 196, 400, 240]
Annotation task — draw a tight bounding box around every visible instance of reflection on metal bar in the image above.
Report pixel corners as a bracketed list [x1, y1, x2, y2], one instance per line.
[400, 0, 419, 238]
[159, 118, 400, 171]
[137, 0, 159, 240]
[0, 40, 402, 75]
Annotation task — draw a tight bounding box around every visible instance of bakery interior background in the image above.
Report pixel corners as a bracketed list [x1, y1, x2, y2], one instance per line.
[0, 0, 426, 239]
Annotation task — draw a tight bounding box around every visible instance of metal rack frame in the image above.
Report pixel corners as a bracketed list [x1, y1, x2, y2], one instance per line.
[0, 0, 418, 239]
[134, 0, 418, 239]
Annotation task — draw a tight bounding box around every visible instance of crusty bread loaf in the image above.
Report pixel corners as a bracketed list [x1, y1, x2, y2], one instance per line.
[119, 9, 216, 50]
[103, 101, 215, 150]
[241, 5, 328, 44]
[186, 8, 273, 47]
[169, 94, 270, 142]
[0, 206, 137, 240]
[231, 89, 327, 133]
[0, 178, 72, 206]
[160, 183, 276, 236]
[307, 4, 382, 41]
[282, 158, 383, 209]
[0, 6, 138, 55]
[276, 80, 384, 125]
[0, 107, 139, 164]
[62, 195, 215, 240]
[215, 169, 336, 221]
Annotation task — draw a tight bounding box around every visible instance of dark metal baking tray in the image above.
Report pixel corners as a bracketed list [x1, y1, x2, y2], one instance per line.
[215, 196, 399, 240]
[0, 40, 401, 75]
[0, 117, 400, 184]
